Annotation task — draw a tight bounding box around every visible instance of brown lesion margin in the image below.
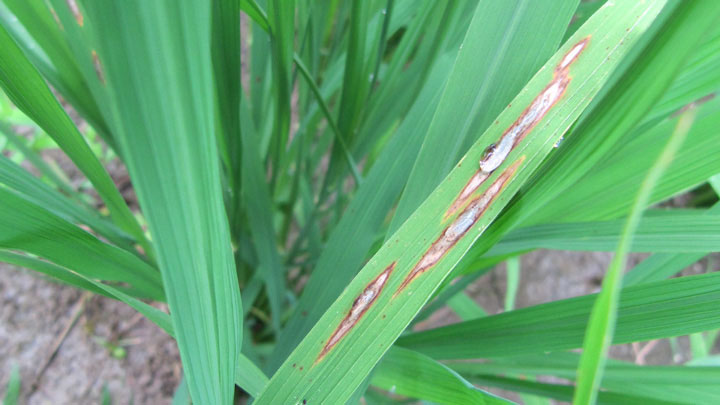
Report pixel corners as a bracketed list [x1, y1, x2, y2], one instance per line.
[66, 0, 84, 26]
[395, 157, 524, 296]
[445, 36, 590, 220]
[315, 262, 396, 363]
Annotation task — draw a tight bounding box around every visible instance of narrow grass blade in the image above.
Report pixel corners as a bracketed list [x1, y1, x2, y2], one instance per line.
[212, 0, 242, 232]
[335, 0, 374, 146]
[572, 107, 698, 405]
[453, 352, 720, 386]
[0, 153, 132, 249]
[81, 2, 242, 403]
[504, 257, 520, 311]
[239, 94, 285, 330]
[240, 0, 269, 31]
[448, 291, 487, 321]
[0, 188, 164, 300]
[397, 272, 720, 359]
[256, 2, 665, 402]
[236, 355, 270, 397]
[0, 250, 118, 298]
[2, 364, 20, 405]
[624, 252, 709, 286]
[563, 202, 719, 287]
[372, 347, 512, 404]
[0, 121, 85, 203]
[468, 374, 681, 405]
[0, 23, 149, 253]
[266, 0, 294, 175]
[488, 211, 720, 254]
[452, 353, 720, 404]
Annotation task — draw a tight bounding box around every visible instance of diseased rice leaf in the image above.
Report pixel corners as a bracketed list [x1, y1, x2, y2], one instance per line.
[256, 2, 665, 403]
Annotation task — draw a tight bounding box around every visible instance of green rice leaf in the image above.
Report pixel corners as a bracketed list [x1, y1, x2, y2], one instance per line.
[453, 353, 720, 404]
[2, 364, 20, 405]
[81, 2, 242, 403]
[372, 346, 512, 404]
[397, 272, 720, 359]
[0, 153, 132, 248]
[488, 211, 720, 255]
[0, 188, 164, 301]
[467, 374, 682, 405]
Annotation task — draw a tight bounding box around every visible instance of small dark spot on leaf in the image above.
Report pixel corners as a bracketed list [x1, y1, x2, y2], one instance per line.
[301, 311, 308, 317]
[292, 363, 296, 368]
[299, 366, 304, 371]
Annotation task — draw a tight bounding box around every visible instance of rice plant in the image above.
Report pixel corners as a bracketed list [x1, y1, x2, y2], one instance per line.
[1, 0, 720, 403]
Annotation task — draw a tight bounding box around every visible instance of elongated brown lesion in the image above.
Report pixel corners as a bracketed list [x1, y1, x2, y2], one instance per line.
[91, 50, 105, 84]
[66, 0, 83, 26]
[446, 37, 589, 219]
[396, 159, 524, 295]
[316, 262, 395, 362]
[478, 37, 589, 173]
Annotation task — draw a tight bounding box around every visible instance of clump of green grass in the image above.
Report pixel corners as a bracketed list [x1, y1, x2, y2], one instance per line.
[1, 0, 720, 403]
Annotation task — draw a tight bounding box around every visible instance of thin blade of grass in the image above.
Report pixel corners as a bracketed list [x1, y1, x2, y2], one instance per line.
[372, 346, 512, 404]
[453, 353, 720, 404]
[397, 272, 720, 359]
[468, 374, 682, 405]
[0, 188, 164, 301]
[0, 153, 132, 249]
[266, 0, 294, 184]
[572, 106, 698, 405]
[0, 250, 115, 298]
[239, 92, 285, 331]
[504, 256, 520, 311]
[212, 0, 243, 235]
[487, 211, 720, 254]
[2, 364, 20, 405]
[0, 121, 86, 204]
